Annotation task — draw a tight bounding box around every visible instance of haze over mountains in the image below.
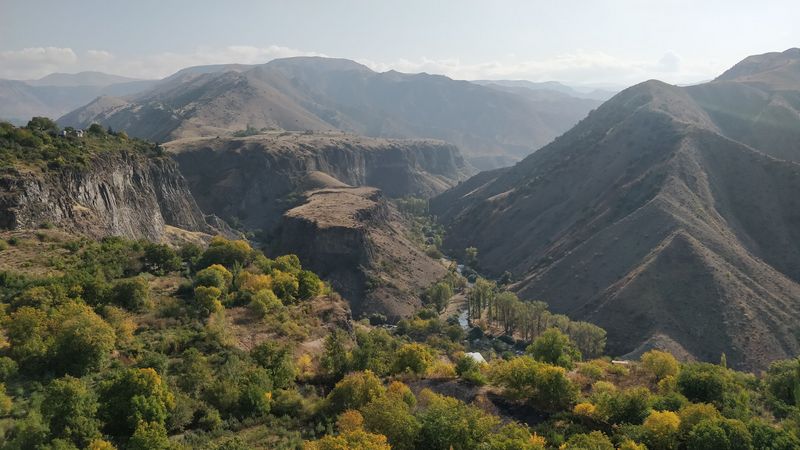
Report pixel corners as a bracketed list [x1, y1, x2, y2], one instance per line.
[57, 57, 603, 169]
[0, 71, 157, 125]
[433, 48, 800, 370]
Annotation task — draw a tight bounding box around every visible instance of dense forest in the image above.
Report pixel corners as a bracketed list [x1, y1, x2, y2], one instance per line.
[0, 120, 798, 449]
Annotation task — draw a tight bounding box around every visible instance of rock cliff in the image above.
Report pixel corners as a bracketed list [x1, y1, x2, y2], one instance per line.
[273, 187, 448, 318]
[167, 132, 473, 234]
[0, 151, 220, 241]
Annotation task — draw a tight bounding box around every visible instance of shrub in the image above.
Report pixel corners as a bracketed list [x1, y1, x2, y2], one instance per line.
[193, 286, 224, 316]
[194, 264, 233, 292]
[110, 277, 151, 311]
[248, 292, 279, 321]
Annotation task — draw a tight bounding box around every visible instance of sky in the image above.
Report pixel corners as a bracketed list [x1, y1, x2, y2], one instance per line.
[1, 0, 798, 87]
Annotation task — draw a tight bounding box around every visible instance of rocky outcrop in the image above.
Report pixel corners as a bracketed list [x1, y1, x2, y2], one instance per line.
[167, 132, 473, 233]
[0, 152, 220, 241]
[273, 187, 447, 318]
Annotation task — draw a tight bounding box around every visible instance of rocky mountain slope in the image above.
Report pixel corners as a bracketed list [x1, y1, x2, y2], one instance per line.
[273, 187, 447, 318]
[166, 132, 472, 233]
[59, 57, 602, 169]
[433, 48, 800, 370]
[0, 127, 223, 242]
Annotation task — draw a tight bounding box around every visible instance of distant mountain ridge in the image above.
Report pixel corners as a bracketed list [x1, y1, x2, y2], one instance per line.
[472, 79, 618, 100]
[0, 71, 157, 125]
[433, 48, 800, 370]
[25, 71, 144, 87]
[58, 57, 603, 169]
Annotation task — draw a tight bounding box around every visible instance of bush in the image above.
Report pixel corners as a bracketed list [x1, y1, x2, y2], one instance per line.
[248, 288, 281, 318]
[194, 264, 233, 292]
[110, 277, 151, 311]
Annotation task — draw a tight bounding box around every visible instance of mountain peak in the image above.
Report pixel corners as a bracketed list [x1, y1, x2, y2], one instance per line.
[265, 56, 373, 73]
[715, 48, 800, 87]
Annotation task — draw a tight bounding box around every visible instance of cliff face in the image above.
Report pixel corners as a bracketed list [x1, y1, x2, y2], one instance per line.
[167, 133, 473, 233]
[273, 187, 447, 318]
[0, 152, 217, 241]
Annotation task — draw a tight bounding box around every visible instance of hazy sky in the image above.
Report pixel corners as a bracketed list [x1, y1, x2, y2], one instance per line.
[2, 0, 798, 87]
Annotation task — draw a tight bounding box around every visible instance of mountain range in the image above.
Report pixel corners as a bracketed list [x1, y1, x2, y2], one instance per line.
[57, 58, 602, 169]
[0, 71, 157, 125]
[433, 48, 800, 370]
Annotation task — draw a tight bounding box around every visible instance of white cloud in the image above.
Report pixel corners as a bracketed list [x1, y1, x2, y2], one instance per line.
[106, 45, 328, 79]
[360, 50, 719, 87]
[0, 47, 78, 79]
[86, 50, 114, 62]
[0, 45, 724, 86]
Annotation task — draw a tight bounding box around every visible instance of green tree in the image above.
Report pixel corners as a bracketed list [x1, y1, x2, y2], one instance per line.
[251, 341, 296, 389]
[415, 389, 499, 450]
[194, 264, 233, 292]
[764, 359, 800, 416]
[527, 328, 582, 369]
[274, 254, 302, 274]
[643, 410, 680, 450]
[564, 431, 614, 450]
[199, 237, 253, 268]
[176, 348, 213, 395]
[677, 363, 728, 405]
[641, 350, 680, 381]
[98, 368, 175, 439]
[489, 356, 577, 411]
[142, 243, 182, 275]
[298, 270, 322, 300]
[41, 376, 101, 448]
[321, 329, 351, 378]
[271, 270, 299, 303]
[5, 306, 51, 372]
[110, 277, 151, 311]
[52, 302, 116, 376]
[465, 246, 478, 268]
[594, 386, 651, 425]
[27, 117, 59, 132]
[128, 421, 171, 450]
[248, 288, 281, 318]
[327, 371, 385, 414]
[193, 286, 223, 317]
[425, 282, 453, 312]
[394, 343, 434, 375]
[361, 395, 420, 450]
